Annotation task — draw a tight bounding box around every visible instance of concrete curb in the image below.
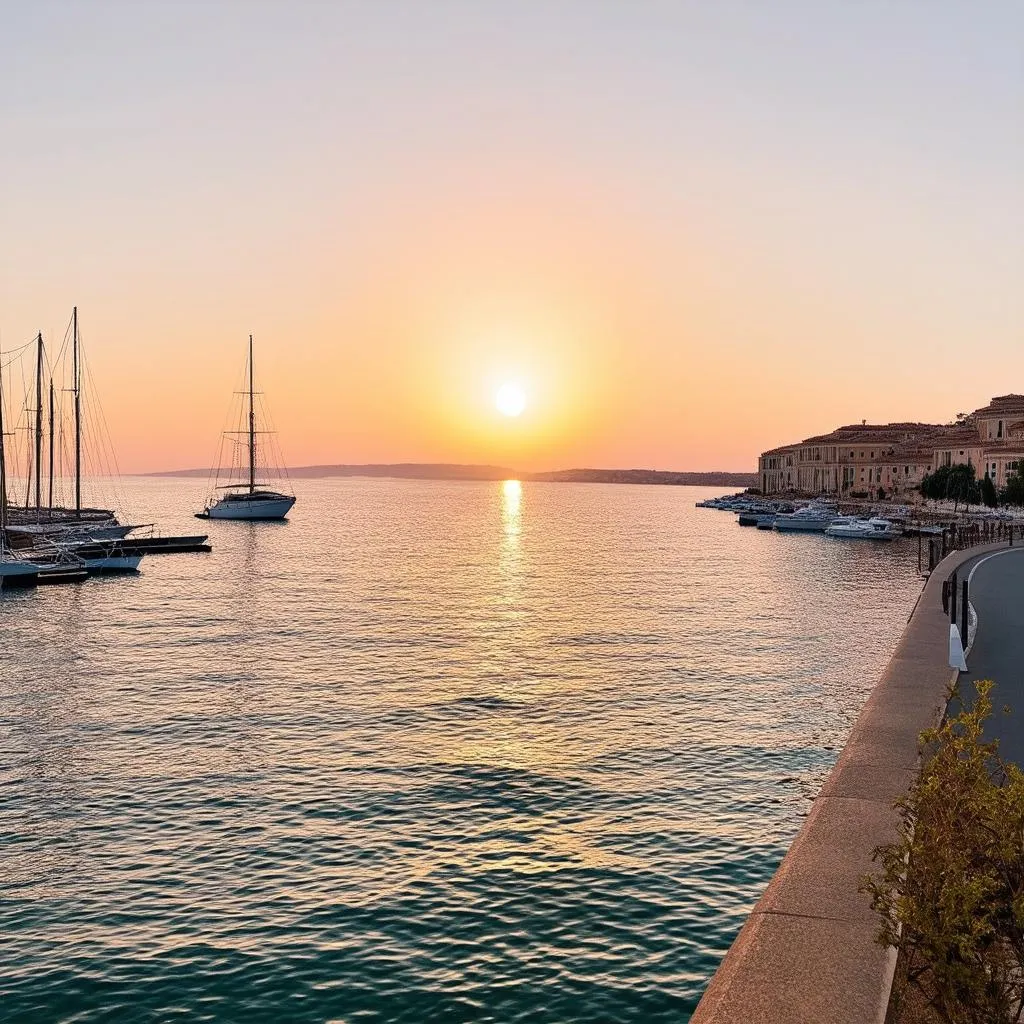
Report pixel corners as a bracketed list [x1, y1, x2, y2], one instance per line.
[691, 541, 1012, 1024]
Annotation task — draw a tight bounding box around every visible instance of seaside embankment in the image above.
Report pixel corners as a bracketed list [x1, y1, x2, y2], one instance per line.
[692, 539, 1017, 1024]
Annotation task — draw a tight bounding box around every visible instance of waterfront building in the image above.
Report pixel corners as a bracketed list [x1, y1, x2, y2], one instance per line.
[758, 394, 1024, 498]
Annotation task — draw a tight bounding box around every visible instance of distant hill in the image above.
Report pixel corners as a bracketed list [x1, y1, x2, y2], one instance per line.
[143, 463, 757, 487]
[528, 468, 757, 487]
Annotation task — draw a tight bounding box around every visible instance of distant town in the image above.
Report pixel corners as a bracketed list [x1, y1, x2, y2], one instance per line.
[759, 394, 1024, 499]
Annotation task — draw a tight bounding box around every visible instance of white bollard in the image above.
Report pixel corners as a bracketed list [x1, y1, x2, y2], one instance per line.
[949, 624, 968, 672]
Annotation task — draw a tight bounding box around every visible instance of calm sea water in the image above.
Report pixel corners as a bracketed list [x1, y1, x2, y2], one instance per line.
[1, 479, 924, 1023]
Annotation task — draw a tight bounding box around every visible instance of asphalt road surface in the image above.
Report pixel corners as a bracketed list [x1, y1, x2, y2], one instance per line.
[960, 547, 1024, 765]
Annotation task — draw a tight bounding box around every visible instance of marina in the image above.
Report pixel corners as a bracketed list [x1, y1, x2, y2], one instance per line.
[0, 310, 214, 589]
[696, 489, 1024, 556]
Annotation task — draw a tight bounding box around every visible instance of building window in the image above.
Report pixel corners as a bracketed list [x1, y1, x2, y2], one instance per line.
[998, 421, 1004, 438]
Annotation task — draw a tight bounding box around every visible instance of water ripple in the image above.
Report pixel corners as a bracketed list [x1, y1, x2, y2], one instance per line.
[0, 479, 923, 1022]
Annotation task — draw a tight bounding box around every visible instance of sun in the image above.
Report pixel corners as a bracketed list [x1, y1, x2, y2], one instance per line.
[495, 382, 527, 417]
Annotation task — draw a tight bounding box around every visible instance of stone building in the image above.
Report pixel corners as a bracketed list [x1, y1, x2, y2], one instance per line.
[757, 395, 1024, 498]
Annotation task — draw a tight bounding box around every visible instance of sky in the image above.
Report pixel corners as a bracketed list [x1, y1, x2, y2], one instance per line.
[1, 1, 1021, 473]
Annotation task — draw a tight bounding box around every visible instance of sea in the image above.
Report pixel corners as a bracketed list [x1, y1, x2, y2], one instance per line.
[0, 479, 925, 1023]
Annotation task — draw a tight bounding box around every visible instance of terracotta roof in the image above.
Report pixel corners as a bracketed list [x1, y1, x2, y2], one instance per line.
[972, 394, 1024, 419]
[981, 441, 1024, 457]
[760, 402, 1024, 462]
[884, 442, 937, 463]
[801, 423, 941, 445]
[931, 428, 981, 445]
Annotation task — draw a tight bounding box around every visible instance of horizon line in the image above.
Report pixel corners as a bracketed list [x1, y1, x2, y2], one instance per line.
[136, 462, 758, 484]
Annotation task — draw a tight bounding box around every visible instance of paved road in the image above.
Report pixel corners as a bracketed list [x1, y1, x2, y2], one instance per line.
[960, 547, 1024, 765]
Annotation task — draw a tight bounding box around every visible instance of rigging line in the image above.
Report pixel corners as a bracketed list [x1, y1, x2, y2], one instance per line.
[83, 365, 128, 518]
[80, 342, 126, 505]
[259, 391, 293, 491]
[0, 335, 39, 361]
[207, 354, 248, 494]
[51, 311, 74, 367]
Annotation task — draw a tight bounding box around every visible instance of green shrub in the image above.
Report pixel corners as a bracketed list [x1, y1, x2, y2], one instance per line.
[862, 681, 1024, 1023]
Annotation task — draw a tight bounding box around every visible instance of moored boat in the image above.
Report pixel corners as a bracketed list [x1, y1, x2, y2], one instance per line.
[825, 517, 900, 541]
[198, 335, 296, 521]
[738, 504, 776, 526]
[773, 506, 836, 532]
[0, 558, 43, 589]
[0, 348, 45, 588]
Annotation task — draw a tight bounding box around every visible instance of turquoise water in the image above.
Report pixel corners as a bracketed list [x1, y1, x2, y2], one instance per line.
[1, 479, 923, 1022]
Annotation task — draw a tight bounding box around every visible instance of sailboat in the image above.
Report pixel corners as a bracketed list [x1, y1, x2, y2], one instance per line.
[1, 315, 147, 579]
[0, 342, 46, 588]
[6, 311, 139, 533]
[197, 335, 296, 521]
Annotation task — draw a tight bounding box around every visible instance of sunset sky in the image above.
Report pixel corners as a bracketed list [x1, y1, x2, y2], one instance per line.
[2, 1, 1021, 473]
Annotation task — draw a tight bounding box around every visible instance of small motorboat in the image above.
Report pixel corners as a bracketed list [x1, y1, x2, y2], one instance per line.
[826, 517, 900, 541]
[738, 504, 776, 526]
[773, 506, 836, 532]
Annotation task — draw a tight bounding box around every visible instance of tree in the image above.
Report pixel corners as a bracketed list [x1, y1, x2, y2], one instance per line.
[981, 473, 998, 508]
[921, 462, 980, 511]
[1003, 469, 1024, 507]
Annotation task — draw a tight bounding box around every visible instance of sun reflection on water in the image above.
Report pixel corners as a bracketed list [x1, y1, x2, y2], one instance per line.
[500, 479, 523, 578]
[501, 479, 522, 533]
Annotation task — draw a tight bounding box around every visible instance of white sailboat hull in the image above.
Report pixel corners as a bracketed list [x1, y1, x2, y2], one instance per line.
[81, 554, 144, 572]
[205, 495, 296, 520]
[6, 522, 136, 541]
[0, 560, 42, 588]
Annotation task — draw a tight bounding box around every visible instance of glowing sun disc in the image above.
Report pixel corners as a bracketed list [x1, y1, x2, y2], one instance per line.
[495, 382, 527, 417]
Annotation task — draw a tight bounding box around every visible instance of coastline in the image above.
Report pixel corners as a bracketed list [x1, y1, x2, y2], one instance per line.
[691, 540, 1012, 1024]
[137, 465, 758, 488]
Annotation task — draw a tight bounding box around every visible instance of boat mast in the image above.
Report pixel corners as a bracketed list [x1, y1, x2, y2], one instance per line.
[0, 345, 7, 548]
[74, 306, 81, 516]
[48, 379, 55, 517]
[34, 333, 43, 519]
[248, 334, 255, 494]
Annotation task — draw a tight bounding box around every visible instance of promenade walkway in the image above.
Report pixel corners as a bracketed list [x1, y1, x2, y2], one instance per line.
[692, 541, 1016, 1024]
[960, 547, 1024, 765]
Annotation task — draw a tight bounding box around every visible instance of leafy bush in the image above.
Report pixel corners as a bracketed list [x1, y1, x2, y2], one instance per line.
[862, 681, 1024, 1023]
